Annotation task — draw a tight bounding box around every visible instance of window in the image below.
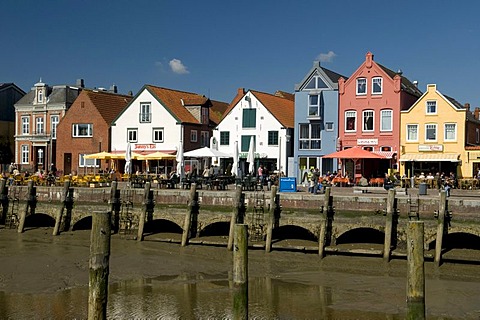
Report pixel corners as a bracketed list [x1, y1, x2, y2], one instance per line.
[308, 94, 323, 117]
[36, 117, 44, 134]
[444, 123, 456, 141]
[21, 145, 29, 164]
[201, 107, 209, 124]
[325, 122, 334, 131]
[127, 128, 137, 142]
[241, 135, 255, 152]
[406, 124, 418, 141]
[72, 124, 93, 137]
[22, 116, 29, 134]
[381, 146, 392, 151]
[299, 123, 321, 150]
[380, 109, 392, 131]
[372, 77, 382, 94]
[51, 115, 59, 139]
[425, 124, 437, 141]
[190, 130, 198, 142]
[37, 89, 43, 103]
[79, 154, 100, 168]
[268, 131, 279, 145]
[476, 128, 480, 144]
[305, 75, 328, 89]
[363, 110, 374, 132]
[220, 131, 230, 145]
[152, 128, 164, 142]
[426, 101, 437, 114]
[242, 109, 256, 128]
[37, 149, 44, 165]
[356, 78, 367, 95]
[139, 102, 151, 123]
[345, 111, 356, 132]
[200, 131, 209, 147]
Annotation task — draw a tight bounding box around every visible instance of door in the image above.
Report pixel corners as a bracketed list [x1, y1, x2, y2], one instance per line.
[64, 153, 72, 175]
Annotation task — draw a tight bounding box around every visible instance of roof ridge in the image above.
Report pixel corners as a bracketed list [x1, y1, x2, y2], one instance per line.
[146, 84, 207, 97]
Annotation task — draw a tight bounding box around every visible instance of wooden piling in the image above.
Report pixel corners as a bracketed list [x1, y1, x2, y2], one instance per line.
[182, 183, 198, 247]
[53, 180, 71, 236]
[318, 187, 331, 257]
[434, 190, 447, 266]
[228, 186, 244, 251]
[109, 181, 120, 234]
[233, 224, 248, 320]
[17, 180, 34, 233]
[137, 182, 151, 242]
[383, 188, 396, 261]
[88, 211, 111, 320]
[265, 186, 278, 253]
[406, 220, 425, 320]
[0, 179, 7, 225]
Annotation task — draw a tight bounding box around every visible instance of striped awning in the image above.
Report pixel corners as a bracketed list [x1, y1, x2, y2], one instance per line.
[399, 153, 460, 162]
[372, 151, 396, 159]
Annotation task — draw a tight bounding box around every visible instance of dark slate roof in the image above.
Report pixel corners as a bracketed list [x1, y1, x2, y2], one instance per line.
[322, 67, 346, 83]
[377, 64, 423, 97]
[15, 85, 80, 105]
[444, 95, 464, 110]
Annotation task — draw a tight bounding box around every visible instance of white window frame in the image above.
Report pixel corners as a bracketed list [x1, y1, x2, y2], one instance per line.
[372, 77, 383, 95]
[356, 78, 367, 95]
[139, 102, 151, 123]
[152, 128, 164, 143]
[21, 145, 29, 164]
[299, 123, 321, 150]
[476, 128, 480, 144]
[127, 128, 138, 142]
[308, 94, 320, 117]
[380, 109, 392, 132]
[37, 149, 44, 165]
[72, 124, 93, 137]
[426, 100, 437, 114]
[406, 124, 418, 142]
[36, 116, 44, 134]
[37, 89, 43, 103]
[345, 111, 357, 132]
[325, 122, 334, 131]
[190, 130, 198, 142]
[444, 123, 456, 141]
[79, 154, 100, 168]
[362, 110, 374, 132]
[51, 115, 59, 139]
[22, 116, 30, 134]
[425, 123, 437, 142]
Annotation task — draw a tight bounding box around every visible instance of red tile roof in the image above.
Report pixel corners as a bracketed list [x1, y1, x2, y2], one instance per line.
[84, 90, 132, 124]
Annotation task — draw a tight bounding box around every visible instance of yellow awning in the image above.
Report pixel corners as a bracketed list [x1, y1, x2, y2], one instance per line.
[399, 153, 460, 162]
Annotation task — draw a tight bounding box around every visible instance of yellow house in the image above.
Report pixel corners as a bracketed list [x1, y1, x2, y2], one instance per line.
[400, 84, 469, 178]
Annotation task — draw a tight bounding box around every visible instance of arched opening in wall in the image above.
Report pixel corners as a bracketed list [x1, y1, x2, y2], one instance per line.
[199, 222, 230, 237]
[24, 213, 55, 229]
[272, 225, 317, 242]
[72, 216, 92, 231]
[143, 219, 182, 238]
[336, 227, 384, 245]
[428, 232, 480, 251]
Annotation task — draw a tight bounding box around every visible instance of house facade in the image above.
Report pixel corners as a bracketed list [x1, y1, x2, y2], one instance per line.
[56, 89, 132, 175]
[338, 52, 422, 179]
[293, 61, 344, 182]
[14, 79, 83, 172]
[0, 83, 25, 169]
[213, 88, 294, 177]
[111, 85, 225, 174]
[400, 84, 480, 178]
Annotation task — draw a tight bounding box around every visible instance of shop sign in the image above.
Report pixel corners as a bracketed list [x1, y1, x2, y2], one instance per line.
[357, 138, 378, 145]
[135, 144, 156, 150]
[418, 144, 443, 152]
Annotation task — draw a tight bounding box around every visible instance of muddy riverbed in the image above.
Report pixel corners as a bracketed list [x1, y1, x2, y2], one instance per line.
[1, 228, 480, 319]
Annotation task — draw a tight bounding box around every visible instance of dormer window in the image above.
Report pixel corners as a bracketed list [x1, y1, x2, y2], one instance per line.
[37, 89, 43, 103]
[372, 77, 382, 94]
[356, 78, 367, 95]
[305, 75, 328, 90]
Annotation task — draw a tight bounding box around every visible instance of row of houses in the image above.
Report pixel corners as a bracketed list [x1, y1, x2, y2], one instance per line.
[4, 51, 480, 181]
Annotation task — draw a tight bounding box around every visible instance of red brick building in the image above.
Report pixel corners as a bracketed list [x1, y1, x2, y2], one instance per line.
[56, 89, 132, 175]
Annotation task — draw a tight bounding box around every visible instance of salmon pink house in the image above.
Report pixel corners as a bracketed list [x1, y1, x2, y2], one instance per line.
[338, 52, 422, 179]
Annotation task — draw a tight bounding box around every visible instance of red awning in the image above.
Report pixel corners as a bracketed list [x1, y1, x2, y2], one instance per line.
[323, 147, 387, 160]
[372, 151, 396, 159]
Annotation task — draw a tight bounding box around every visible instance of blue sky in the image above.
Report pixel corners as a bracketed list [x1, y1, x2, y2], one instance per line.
[2, 1, 479, 106]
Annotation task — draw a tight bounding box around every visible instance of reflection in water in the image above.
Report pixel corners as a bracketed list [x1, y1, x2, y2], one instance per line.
[1, 274, 414, 319]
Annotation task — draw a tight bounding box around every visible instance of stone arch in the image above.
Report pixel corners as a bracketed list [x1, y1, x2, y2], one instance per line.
[72, 215, 92, 231]
[272, 225, 317, 241]
[336, 227, 385, 245]
[199, 221, 230, 237]
[24, 213, 55, 228]
[144, 218, 183, 234]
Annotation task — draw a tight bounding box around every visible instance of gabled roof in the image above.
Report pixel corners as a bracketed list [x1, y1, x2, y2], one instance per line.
[222, 88, 295, 128]
[377, 64, 423, 97]
[83, 90, 133, 125]
[0, 83, 25, 94]
[402, 84, 465, 114]
[145, 85, 212, 124]
[210, 99, 229, 125]
[295, 61, 346, 91]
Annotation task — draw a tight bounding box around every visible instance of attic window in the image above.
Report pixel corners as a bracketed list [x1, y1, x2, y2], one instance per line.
[37, 89, 43, 103]
[305, 75, 328, 90]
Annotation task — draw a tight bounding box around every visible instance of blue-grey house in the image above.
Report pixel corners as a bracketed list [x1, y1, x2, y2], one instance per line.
[292, 61, 345, 183]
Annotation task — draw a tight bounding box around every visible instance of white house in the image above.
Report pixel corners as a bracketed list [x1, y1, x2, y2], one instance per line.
[213, 88, 294, 176]
[111, 85, 227, 174]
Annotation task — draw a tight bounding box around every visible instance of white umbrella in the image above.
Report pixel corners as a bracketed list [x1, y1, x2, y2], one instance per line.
[124, 142, 132, 174]
[247, 136, 255, 175]
[176, 142, 184, 179]
[183, 146, 231, 158]
[231, 141, 239, 176]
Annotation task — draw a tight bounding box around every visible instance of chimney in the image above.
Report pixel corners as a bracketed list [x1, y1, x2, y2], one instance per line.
[465, 103, 470, 112]
[76, 78, 85, 88]
[109, 84, 118, 93]
[238, 88, 245, 96]
[365, 52, 374, 68]
[413, 80, 418, 87]
[474, 107, 480, 120]
[128, 90, 133, 96]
